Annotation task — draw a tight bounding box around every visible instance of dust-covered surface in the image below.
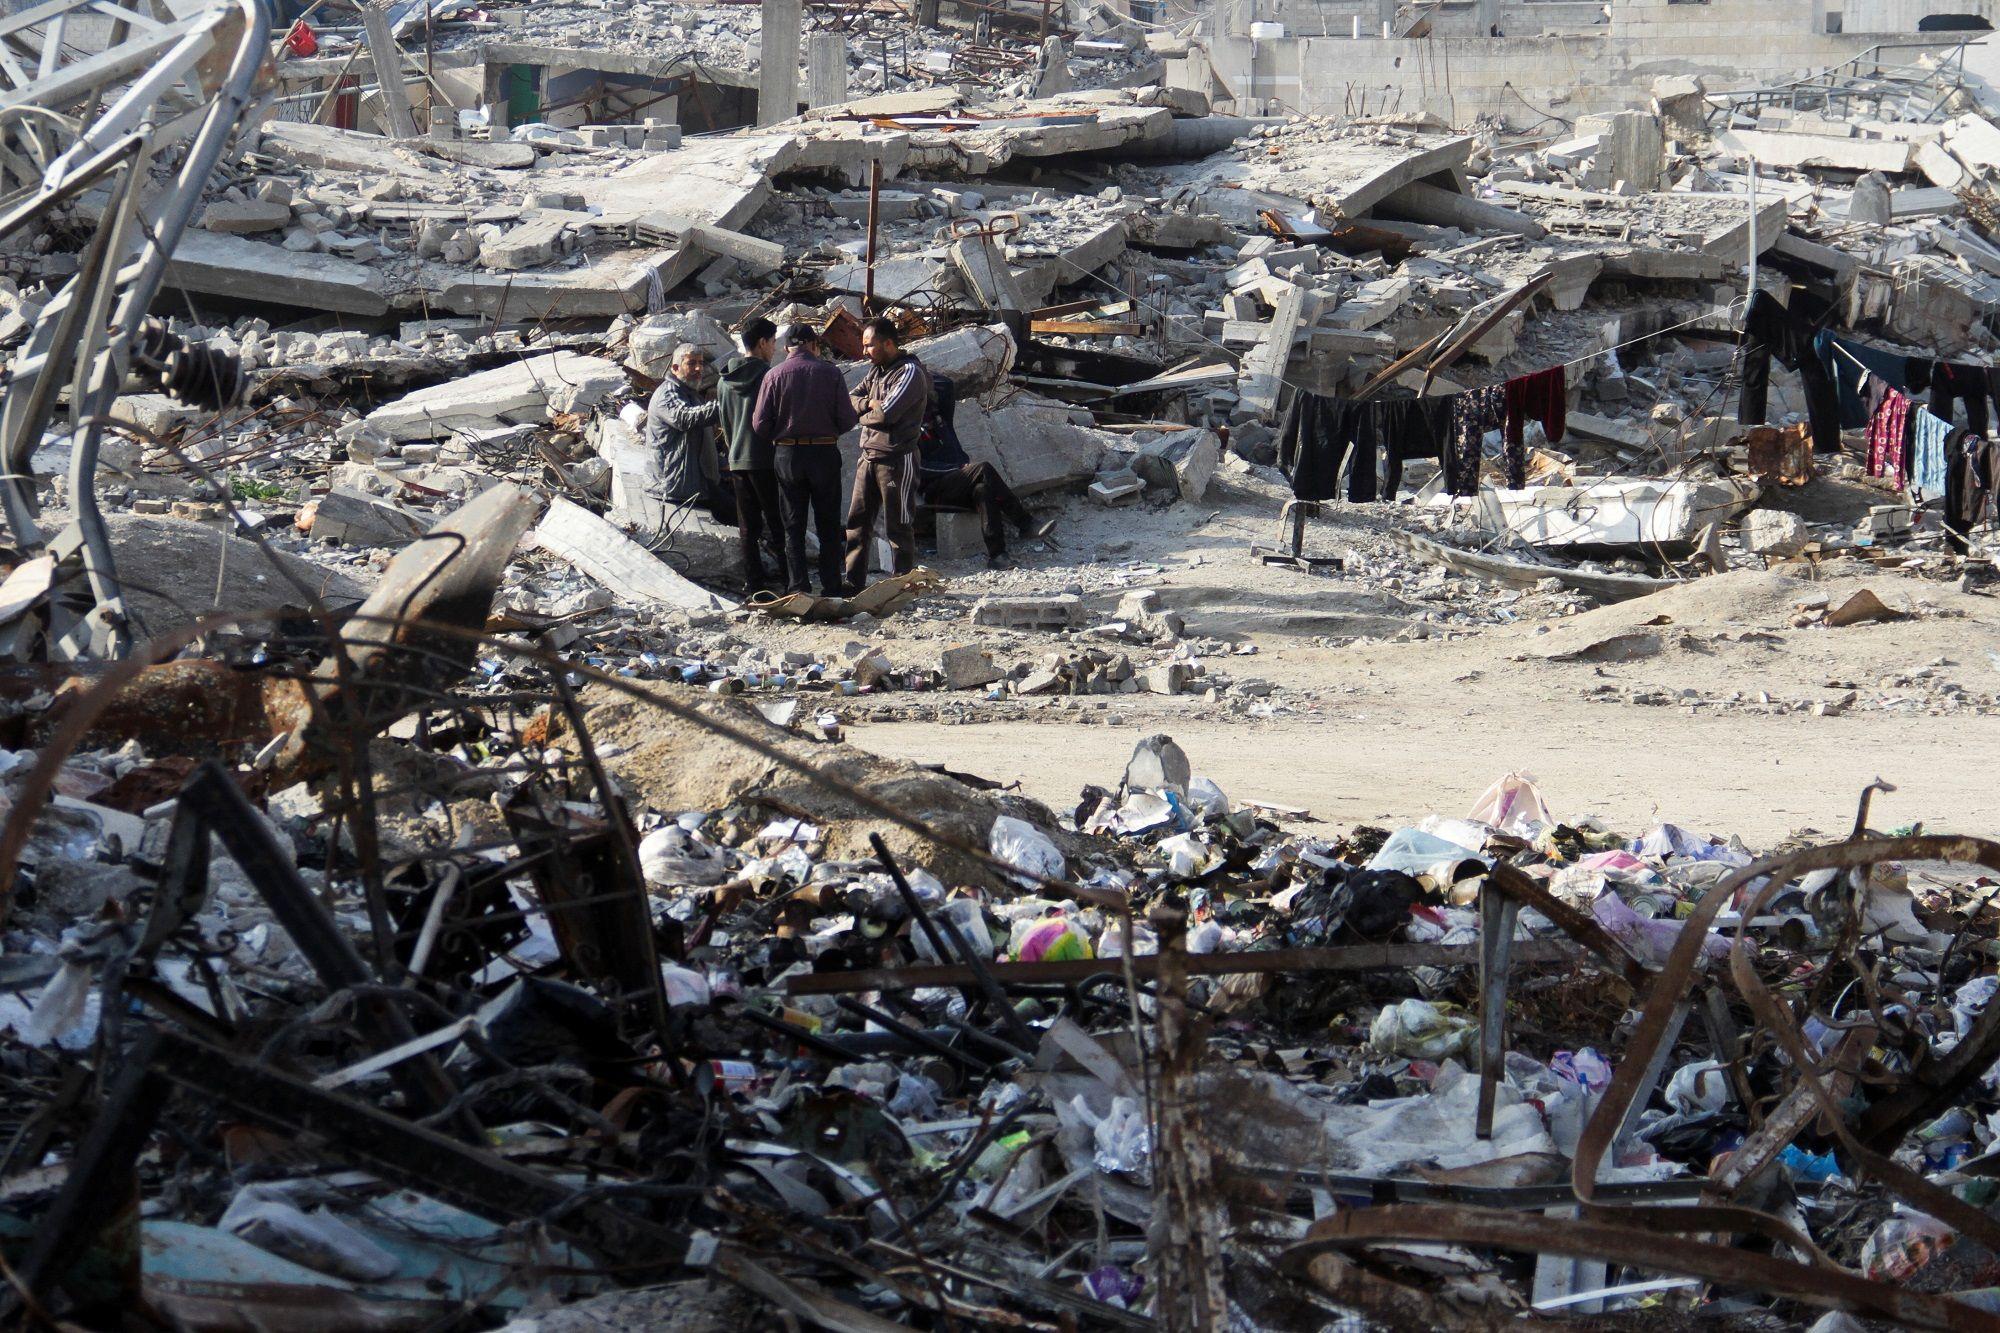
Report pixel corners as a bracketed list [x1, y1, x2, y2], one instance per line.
[12, 2, 2000, 1328]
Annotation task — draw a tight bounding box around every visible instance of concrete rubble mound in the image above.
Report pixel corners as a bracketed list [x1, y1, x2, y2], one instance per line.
[7, 0, 2000, 1326]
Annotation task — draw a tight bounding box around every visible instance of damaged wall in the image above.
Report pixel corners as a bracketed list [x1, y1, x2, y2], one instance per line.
[1202, 0, 1972, 125]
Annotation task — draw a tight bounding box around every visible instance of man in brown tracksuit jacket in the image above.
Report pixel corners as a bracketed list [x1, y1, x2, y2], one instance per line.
[845, 317, 932, 590]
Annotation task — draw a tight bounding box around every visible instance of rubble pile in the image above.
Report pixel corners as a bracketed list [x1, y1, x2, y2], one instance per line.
[10, 0, 2000, 1325]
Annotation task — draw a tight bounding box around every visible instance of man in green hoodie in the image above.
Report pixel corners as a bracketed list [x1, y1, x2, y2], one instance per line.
[715, 317, 784, 594]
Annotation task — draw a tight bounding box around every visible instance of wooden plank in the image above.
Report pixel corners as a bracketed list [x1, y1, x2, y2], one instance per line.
[784, 938, 1580, 995]
[1029, 319, 1144, 336]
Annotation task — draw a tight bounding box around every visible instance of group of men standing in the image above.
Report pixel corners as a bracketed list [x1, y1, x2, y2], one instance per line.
[646, 316, 1052, 597]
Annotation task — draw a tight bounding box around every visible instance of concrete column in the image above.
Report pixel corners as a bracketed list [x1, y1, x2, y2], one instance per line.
[1035, 35, 1073, 97]
[1376, 0, 1395, 34]
[359, 1, 419, 139]
[805, 32, 846, 108]
[1476, 0, 1498, 33]
[756, 0, 801, 127]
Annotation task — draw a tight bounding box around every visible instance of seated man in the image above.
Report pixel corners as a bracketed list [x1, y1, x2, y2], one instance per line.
[916, 373, 1054, 569]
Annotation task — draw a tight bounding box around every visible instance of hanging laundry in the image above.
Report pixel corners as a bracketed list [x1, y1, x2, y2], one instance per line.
[1445, 386, 1505, 497]
[1910, 408, 1952, 500]
[1738, 291, 1841, 453]
[1867, 386, 1913, 489]
[1943, 435, 1998, 555]
[1502, 368, 1565, 489]
[1928, 361, 1992, 438]
[1819, 333, 1908, 430]
[1277, 393, 1444, 503]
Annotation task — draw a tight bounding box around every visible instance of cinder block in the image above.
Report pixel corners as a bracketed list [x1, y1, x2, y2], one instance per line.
[933, 509, 984, 560]
[971, 594, 1084, 630]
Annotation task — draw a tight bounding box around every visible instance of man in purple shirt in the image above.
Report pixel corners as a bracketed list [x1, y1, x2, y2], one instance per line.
[751, 323, 861, 596]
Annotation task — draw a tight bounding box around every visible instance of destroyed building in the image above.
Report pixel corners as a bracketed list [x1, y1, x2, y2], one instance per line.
[6, 0, 2000, 1325]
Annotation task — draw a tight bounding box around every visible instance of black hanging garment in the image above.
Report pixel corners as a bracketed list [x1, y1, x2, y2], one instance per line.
[1929, 361, 1993, 439]
[1737, 291, 1842, 453]
[1278, 393, 1444, 502]
[1944, 433, 2000, 555]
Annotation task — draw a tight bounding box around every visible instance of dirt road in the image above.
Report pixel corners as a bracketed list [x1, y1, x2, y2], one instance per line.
[856, 703, 1986, 846]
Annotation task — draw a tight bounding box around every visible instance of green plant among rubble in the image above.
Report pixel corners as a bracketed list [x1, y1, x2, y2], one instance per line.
[227, 474, 292, 503]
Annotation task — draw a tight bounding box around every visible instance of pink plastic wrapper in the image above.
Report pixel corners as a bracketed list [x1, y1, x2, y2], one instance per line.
[1592, 890, 1729, 970]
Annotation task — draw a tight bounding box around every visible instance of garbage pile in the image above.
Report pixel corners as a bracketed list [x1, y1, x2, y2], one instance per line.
[3, 559, 1999, 1331]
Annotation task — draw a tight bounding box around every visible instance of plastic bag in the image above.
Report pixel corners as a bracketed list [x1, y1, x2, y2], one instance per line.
[1467, 771, 1553, 837]
[1157, 832, 1207, 878]
[1096, 920, 1158, 958]
[1011, 915, 1093, 963]
[990, 815, 1064, 886]
[1369, 828, 1488, 876]
[911, 898, 995, 963]
[1091, 1095, 1152, 1177]
[638, 826, 732, 887]
[1665, 1059, 1732, 1113]
[220, 1185, 400, 1282]
[1550, 1048, 1614, 1093]
[1186, 776, 1229, 821]
[1861, 1212, 1954, 1280]
[1367, 999, 1475, 1061]
[660, 963, 711, 1008]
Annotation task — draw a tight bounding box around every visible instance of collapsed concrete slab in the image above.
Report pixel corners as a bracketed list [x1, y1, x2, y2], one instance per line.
[1714, 128, 1915, 175]
[165, 231, 391, 317]
[535, 497, 737, 613]
[955, 391, 1113, 494]
[1241, 131, 1477, 220]
[361, 352, 626, 442]
[435, 136, 805, 318]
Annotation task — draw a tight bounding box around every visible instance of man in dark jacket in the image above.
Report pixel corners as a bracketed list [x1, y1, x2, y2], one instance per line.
[645, 343, 729, 519]
[751, 323, 860, 596]
[917, 373, 1055, 569]
[844, 317, 931, 589]
[716, 317, 783, 593]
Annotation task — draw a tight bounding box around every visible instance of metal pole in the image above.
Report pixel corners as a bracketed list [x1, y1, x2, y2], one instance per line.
[1746, 160, 1759, 303]
[863, 156, 881, 313]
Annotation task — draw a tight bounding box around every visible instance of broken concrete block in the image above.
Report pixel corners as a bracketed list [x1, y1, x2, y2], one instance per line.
[1123, 733, 1190, 795]
[972, 594, 1084, 630]
[310, 486, 430, 548]
[1142, 663, 1190, 696]
[362, 352, 626, 443]
[199, 200, 292, 234]
[482, 214, 573, 271]
[1089, 471, 1145, 505]
[110, 393, 204, 437]
[934, 509, 984, 560]
[940, 644, 1003, 689]
[687, 224, 787, 276]
[1850, 172, 1893, 227]
[1171, 428, 1220, 504]
[1743, 509, 1809, 557]
[626, 310, 733, 378]
[1128, 428, 1220, 504]
[1017, 667, 1066, 695]
[827, 191, 920, 223]
[535, 496, 735, 612]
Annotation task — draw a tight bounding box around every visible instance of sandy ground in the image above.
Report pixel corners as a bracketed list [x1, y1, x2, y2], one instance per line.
[855, 707, 1988, 847]
[777, 470, 2000, 849]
